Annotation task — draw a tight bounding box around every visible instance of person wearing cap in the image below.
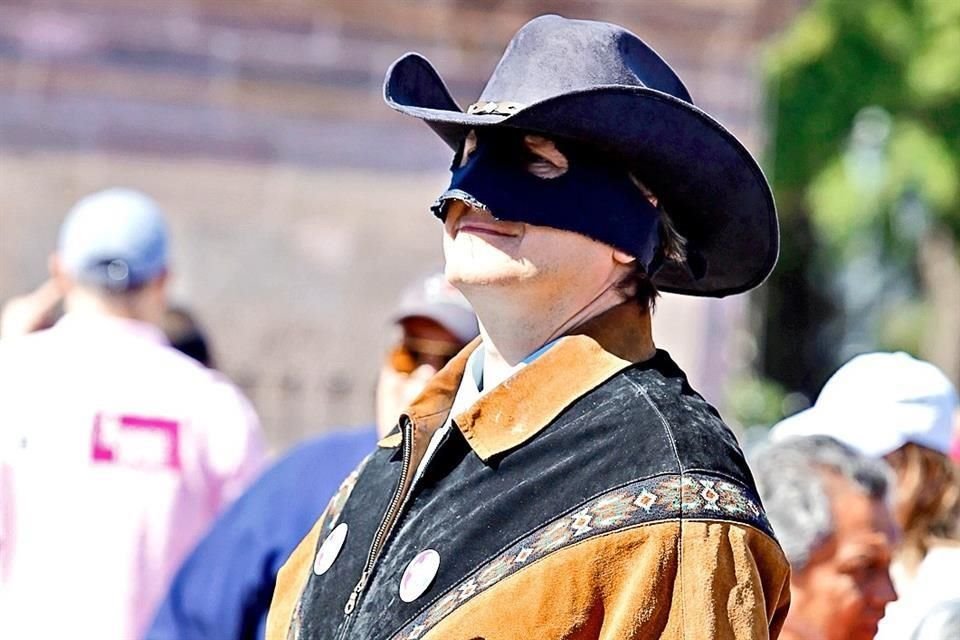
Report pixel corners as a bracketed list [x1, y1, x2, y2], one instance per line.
[770, 351, 960, 639]
[268, 15, 790, 640]
[751, 435, 898, 640]
[145, 273, 478, 640]
[0, 188, 266, 640]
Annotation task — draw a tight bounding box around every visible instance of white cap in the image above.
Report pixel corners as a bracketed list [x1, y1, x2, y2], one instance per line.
[392, 273, 479, 344]
[770, 352, 958, 457]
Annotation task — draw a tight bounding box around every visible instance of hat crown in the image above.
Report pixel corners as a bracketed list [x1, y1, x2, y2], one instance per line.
[818, 352, 957, 410]
[771, 351, 959, 457]
[394, 273, 479, 344]
[58, 188, 169, 290]
[478, 15, 692, 108]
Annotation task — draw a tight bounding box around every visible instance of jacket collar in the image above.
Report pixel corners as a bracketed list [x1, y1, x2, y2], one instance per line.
[378, 302, 654, 462]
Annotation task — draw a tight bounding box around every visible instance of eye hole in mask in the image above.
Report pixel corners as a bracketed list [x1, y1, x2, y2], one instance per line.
[452, 130, 571, 180]
[523, 135, 569, 179]
[452, 131, 479, 170]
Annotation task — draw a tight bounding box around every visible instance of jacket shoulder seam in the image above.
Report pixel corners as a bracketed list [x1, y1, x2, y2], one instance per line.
[627, 377, 684, 475]
[627, 377, 687, 634]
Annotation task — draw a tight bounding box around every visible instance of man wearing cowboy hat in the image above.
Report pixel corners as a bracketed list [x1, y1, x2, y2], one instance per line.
[268, 15, 790, 639]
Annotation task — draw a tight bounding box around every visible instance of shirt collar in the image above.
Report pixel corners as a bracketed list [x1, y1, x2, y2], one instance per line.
[468, 337, 560, 394]
[378, 302, 654, 461]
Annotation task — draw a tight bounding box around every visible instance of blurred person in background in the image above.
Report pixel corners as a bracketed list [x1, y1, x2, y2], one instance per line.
[0, 277, 62, 339]
[772, 352, 960, 639]
[0, 188, 266, 640]
[951, 410, 960, 465]
[269, 15, 789, 640]
[145, 273, 478, 640]
[752, 435, 898, 640]
[161, 305, 216, 368]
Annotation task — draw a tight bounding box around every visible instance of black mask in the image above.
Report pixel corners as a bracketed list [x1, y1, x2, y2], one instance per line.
[431, 130, 662, 272]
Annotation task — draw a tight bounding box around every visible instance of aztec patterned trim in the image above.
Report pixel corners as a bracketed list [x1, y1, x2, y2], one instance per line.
[390, 472, 772, 640]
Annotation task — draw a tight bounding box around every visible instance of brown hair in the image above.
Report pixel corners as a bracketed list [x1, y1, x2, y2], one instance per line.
[617, 175, 688, 313]
[884, 443, 960, 569]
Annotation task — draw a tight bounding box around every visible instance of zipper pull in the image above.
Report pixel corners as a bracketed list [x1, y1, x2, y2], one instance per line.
[343, 571, 369, 615]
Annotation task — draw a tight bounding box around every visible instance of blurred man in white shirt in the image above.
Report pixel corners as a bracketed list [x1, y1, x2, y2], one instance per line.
[0, 188, 266, 640]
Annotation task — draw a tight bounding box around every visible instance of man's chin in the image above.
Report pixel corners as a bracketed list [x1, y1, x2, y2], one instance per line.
[853, 619, 882, 640]
[444, 262, 534, 291]
[446, 274, 527, 297]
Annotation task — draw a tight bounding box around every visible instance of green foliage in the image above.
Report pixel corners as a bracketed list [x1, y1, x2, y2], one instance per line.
[876, 298, 929, 354]
[726, 375, 789, 430]
[807, 119, 959, 255]
[759, 0, 960, 394]
[766, 0, 960, 232]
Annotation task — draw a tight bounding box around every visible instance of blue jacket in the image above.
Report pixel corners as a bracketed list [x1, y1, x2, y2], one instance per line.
[145, 427, 378, 640]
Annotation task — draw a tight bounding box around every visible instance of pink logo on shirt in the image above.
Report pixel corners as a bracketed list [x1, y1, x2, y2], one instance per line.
[91, 413, 181, 470]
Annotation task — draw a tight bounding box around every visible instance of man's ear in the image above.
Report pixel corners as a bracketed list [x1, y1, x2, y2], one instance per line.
[613, 249, 636, 265]
[48, 253, 70, 293]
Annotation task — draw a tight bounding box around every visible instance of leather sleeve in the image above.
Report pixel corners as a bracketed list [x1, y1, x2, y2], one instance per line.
[265, 517, 323, 640]
[416, 520, 790, 639]
[671, 520, 791, 639]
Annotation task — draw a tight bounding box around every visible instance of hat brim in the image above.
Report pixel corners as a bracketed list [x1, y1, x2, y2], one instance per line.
[384, 53, 778, 298]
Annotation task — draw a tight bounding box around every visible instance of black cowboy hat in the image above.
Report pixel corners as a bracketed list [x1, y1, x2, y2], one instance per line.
[383, 15, 778, 297]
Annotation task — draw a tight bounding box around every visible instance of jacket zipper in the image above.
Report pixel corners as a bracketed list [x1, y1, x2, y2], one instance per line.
[338, 415, 416, 634]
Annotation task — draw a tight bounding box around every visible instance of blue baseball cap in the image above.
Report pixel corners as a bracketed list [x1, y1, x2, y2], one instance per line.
[58, 188, 169, 291]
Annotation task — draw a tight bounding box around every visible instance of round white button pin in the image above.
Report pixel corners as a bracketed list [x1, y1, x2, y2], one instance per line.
[313, 523, 348, 576]
[399, 549, 441, 602]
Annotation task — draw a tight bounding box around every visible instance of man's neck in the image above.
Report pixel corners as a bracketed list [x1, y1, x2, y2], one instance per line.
[475, 287, 650, 390]
[65, 290, 160, 326]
